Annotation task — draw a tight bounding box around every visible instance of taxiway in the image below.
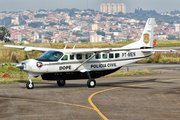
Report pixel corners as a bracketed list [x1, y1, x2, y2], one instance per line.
[0, 64, 180, 120]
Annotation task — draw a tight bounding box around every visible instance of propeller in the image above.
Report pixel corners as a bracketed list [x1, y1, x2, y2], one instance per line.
[9, 51, 29, 81]
[10, 52, 19, 63]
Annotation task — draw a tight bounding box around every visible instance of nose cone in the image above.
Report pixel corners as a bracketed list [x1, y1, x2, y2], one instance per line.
[15, 62, 24, 69]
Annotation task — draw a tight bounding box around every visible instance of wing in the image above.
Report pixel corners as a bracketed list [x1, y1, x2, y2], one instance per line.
[4, 45, 58, 53]
[4, 45, 141, 53]
[70, 47, 141, 54]
[140, 49, 176, 53]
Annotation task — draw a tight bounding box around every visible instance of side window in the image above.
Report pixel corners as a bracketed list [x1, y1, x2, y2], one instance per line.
[96, 54, 101, 59]
[70, 55, 74, 60]
[103, 54, 107, 59]
[109, 53, 114, 58]
[86, 54, 91, 59]
[115, 53, 120, 58]
[77, 54, 82, 60]
[61, 55, 68, 60]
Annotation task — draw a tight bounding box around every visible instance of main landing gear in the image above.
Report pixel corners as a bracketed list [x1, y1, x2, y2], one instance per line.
[86, 72, 96, 88]
[57, 80, 66, 86]
[56, 72, 96, 88]
[26, 76, 34, 89]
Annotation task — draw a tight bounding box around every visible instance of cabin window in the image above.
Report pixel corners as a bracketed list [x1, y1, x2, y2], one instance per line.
[103, 54, 107, 59]
[70, 55, 74, 60]
[115, 53, 120, 58]
[96, 54, 101, 59]
[77, 54, 82, 60]
[86, 54, 91, 59]
[40, 51, 63, 61]
[109, 53, 114, 58]
[61, 55, 68, 60]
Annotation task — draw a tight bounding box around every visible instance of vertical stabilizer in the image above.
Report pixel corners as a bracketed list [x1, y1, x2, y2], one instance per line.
[122, 18, 155, 48]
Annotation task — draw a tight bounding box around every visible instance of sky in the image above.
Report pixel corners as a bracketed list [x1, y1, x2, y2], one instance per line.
[0, 0, 179, 13]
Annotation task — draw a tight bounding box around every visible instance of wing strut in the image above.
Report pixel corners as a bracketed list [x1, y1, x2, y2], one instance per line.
[74, 52, 99, 71]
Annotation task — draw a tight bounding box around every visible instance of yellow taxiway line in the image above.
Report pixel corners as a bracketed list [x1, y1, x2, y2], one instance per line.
[0, 78, 179, 120]
[0, 97, 94, 110]
[88, 78, 180, 120]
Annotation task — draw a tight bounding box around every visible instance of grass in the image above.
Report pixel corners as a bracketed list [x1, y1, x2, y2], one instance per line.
[155, 40, 180, 47]
[0, 64, 43, 84]
[0, 41, 179, 83]
[105, 70, 159, 78]
[137, 52, 180, 63]
[1, 40, 180, 62]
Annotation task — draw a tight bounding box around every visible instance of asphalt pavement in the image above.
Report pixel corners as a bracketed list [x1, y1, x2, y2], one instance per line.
[0, 63, 180, 120]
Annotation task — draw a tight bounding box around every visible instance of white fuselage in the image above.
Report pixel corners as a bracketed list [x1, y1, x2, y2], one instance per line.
[21, 49, 153, 77]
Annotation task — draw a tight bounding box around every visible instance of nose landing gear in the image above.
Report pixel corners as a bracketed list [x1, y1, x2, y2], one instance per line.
[26, 76, 34, 89]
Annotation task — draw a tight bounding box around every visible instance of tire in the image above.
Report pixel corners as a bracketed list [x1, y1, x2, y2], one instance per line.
[87, 79, 96, 88]
[57, 80, 66, 86]
[26, 82, 34, 89]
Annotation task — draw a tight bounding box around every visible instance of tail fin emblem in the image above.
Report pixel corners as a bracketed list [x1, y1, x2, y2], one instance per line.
[143, 33, 150, 44]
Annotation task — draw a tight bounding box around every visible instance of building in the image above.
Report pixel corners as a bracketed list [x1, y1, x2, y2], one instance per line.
[100, 3, 107, 13]
[175, 24, 180, 32]
[11, 33, 17, 40]
[11, 17, 19, 25]
[17, 34, 22, 41]
[92, 24, 98, 31]
[100, 3, 126, 14]
[33, 32, 39, 41]
[121, 3, 126, 14]
[90, 33, 102, 43]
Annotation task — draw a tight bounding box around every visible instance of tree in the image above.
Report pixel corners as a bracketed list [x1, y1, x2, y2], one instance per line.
[167, 35, 176, 40]
[109, 28, 113, 32]
[72, 32, 83, 37]
[87, 19, 94, 24]
[0, 26, 11, 42]
[28, 22, 44, 28]
[99, 17, 107, 21]
[34, 14, 48, 18]
[49, 22, 57, 26]
[0, 17, 12, 27]
[22, 38, 27, 41]
[20, 20, 26, 25]
[96, 31, 105, 36]
[22, 15, 29, 20]
[69, 10, 75, 17]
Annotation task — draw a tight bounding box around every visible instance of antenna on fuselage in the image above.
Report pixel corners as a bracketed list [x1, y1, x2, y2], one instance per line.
[73, 44, 76, 49]
[64, 44, 67, 49]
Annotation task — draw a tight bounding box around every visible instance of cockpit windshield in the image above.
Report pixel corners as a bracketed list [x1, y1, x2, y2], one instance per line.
[40, 51, 63, 61]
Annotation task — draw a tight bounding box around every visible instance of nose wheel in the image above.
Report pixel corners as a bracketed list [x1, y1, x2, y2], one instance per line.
[26, 81, 34, 89]
[26, 76, 34, 89]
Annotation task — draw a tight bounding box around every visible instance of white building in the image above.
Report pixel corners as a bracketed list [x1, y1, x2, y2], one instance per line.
[33, 32, 39, 41]
[90, 34, 102, 43]
[92, 24, 98, 31]
[175, 24, 180, 32]
[17, 34, 22, 41]
[11, 17, 19, 25]
[100, 3, 126, 14]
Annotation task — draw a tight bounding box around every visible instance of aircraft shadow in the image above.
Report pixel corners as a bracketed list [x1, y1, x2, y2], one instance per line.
[18, 78, 175, 89]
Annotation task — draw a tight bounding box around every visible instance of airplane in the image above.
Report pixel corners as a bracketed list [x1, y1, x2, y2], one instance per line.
[4, 18, 175, 89]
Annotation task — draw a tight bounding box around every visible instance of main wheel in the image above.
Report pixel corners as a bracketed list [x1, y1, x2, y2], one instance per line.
[57, 80, 66, 86]
[26, 82, 34, 89]
[87, 79, 96, 88]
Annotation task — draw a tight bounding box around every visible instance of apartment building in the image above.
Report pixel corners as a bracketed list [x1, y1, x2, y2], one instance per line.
[100, 3, 126, 14]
